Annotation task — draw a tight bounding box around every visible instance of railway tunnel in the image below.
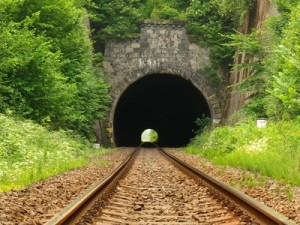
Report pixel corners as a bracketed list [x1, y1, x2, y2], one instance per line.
[113, 73, 211, 147]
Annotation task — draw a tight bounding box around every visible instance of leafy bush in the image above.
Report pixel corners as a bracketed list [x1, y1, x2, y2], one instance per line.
[0, 114, 105, 192]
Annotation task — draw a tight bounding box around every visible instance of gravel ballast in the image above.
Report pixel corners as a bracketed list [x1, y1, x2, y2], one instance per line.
[166, 148, 300, 224]
[0, 148, 133, 225]
[0, 147, 299, 224]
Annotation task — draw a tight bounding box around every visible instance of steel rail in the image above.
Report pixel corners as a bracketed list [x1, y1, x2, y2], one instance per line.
[45, 147, 139, 225]
[159, 148, 296, 225]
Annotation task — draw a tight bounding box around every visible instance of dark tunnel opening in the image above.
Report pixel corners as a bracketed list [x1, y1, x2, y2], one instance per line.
[113, 74, 211, 147]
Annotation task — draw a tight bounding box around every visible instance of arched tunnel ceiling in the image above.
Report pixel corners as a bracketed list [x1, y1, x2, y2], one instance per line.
[113, 74, 211, 147]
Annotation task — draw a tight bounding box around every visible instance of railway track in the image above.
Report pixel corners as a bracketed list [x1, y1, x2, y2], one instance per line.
[46, 147, 296, 225]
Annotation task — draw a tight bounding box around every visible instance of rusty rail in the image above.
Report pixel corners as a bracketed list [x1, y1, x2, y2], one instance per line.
[45, 147, 139, 225]
[159, 148, 296, 225]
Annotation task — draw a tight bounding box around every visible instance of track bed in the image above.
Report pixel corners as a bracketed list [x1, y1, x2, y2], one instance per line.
[82, 148, 242, 224]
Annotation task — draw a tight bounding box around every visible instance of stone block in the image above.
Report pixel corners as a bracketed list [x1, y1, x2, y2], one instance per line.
[132, 43, 141, 48]
[146, 29, 153, 34]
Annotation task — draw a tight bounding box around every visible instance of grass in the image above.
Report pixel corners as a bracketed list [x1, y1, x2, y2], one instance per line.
[0, 114, 106, 192]
[229, 172, 268, 188]
[186, 117, 300, 185]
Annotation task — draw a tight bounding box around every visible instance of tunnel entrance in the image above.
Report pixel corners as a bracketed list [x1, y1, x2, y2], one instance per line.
[113, 74, 211, 147]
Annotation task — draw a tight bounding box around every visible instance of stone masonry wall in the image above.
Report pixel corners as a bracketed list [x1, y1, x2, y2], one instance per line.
[104, 20, 222, 125]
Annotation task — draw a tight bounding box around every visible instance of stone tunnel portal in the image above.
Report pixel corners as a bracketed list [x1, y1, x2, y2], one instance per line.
[113, 74, 211, 147]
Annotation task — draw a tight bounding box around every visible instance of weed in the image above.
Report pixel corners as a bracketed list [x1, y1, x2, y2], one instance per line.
[274, 185, 281, 194]
[285, 186, 294, 201]
[90, 160, 111, 167]
[217, 167, 226, 175]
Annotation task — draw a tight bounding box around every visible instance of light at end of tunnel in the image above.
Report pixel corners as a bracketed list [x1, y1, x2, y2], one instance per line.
[141, 129, 158, 143]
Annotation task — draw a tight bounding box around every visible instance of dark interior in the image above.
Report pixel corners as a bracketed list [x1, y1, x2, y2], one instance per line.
[113, 74, 211, 147]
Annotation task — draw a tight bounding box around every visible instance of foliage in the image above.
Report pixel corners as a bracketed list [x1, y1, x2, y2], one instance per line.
[225, 0, 300, 120]
[0, 0, 110, 136]
[87, 0, 190, 46]
[88, 0, 151, 42]
[0, 114, 106, 192]
[225, 30, 268, 117]
[264, 2, 300, 120]
[194, 114, 211, 135]
[150, 0, 186, 20]
[183, 0, 255, 91]
[141, 129, 159, 143]
[272, 0, 299, 13]
[187, 117, 300, 185]
[186, 0, 254, 64]
[210, 0, 255, 24]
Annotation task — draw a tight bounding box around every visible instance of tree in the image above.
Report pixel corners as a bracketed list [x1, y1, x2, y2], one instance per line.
[88, 0, 150, 43]
[149, 0, 186, 20]
[224, 0, 300, 120]
[265, 2, 300, 119]
[0, 0, 110, 136]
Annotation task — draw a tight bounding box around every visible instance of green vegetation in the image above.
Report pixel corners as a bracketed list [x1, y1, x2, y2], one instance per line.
[0, 114, 105, 192]
[227, 0, 300, 120]
[150, 0, 188, 20]
[187, 118, 300, 185]
[186, 0, 300, 187]
[228, 172, 268, 188]
[141, 129, 159, 143]
[0, 0, 110, 137]
[186, 0, 250, 64]
[87, 0, 151, 42]
[1, 0, 299, 190]
[87, 0, 188, 44]
[265, 2, 300, 120]
[0, 0, 113, 192]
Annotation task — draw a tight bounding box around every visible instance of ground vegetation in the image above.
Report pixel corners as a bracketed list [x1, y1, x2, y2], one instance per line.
[187, 118, 300, 185]
[0, 114, 105, 192]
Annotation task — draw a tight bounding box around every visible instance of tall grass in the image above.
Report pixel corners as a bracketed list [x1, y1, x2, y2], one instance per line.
[0, 114, 104, 192]
[186, 117, 300, 185]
